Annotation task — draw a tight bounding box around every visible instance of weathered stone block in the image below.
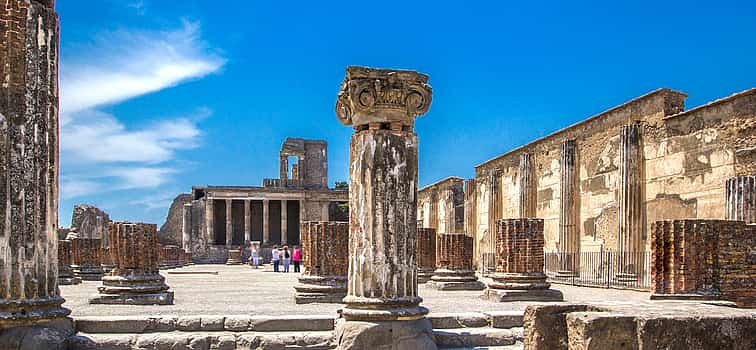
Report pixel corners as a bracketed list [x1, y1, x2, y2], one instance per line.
[522, 304, 605, 350]
[566, 312, 638, 350]
[484, 310, 524, 328]
[637, 315, 756, 350]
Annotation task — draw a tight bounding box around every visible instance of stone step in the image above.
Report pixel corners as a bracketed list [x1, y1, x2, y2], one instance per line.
[428, 311, 524, 329]
[439, 343, 524, 350]
[433, 327, 523, 348]
[67, 331, 335, 350]
[74, 315, 335, 333]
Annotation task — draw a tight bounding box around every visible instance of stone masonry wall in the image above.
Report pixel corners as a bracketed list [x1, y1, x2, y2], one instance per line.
[436, 233, 474, 270]
[495, 219, 545, 274]
[418, 177, 465, 234]
[71, 204, 111, 245]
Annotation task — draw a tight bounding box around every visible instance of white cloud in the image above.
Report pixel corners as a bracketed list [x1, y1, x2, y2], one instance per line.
[61, 179, 102, 200]
[107, 167, 178, 190]
[129, 191, 180, 210]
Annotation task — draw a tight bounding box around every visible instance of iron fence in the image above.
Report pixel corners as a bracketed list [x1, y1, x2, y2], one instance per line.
[544, 251, 651, 290]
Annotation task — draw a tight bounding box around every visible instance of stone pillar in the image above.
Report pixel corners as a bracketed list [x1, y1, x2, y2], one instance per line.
[225, 199, 233, 247]
[464, 179, 477, 236]
[101, 245, 116, 274]
[483, 219, 563, 301]
[206, 198, 214, 244]
[439, 186, 456, 234]
[0, 0, 71, 332]
[182, 203, 192, 253]
[244, 200, 251, 244]
[617, 124, 643, 282]
[281, 200, 288, 245]
[263, 199, 270, 244]
[428, 233, 485, 290]
[725, 176, 756, 224]
[90, 222, 173, 305]
[321, 202, 330, 221]
[417, 228, 437, 283]
[58, 240, 81, 285]
[226, 249, 243, 265]
[334, 66, 436, 349]
[294, 222, 349, 303]
[485, 171, 500, 272]
[558, 139, 579, 276]
[71, 238, 104, 281]
[519, 153, 536, 218]
[429, 189, 439, 230]
[280, 155, 289, 187]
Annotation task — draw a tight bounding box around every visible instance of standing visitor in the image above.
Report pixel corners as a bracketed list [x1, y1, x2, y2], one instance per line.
[282, 246, 291, 273]
[271, 245, 280, 272]
[250, 243, 259, 269]
[292, 245, 302, 273]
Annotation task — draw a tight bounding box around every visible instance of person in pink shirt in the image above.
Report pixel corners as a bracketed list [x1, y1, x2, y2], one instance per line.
[292, 245, 302, 273]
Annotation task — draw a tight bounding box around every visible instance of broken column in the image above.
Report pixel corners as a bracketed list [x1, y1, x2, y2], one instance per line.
[417, 228, 437, 283]
[483, 219, 563, 301]
[557, 139, 579, 277]
[334, 66, 436, 349]
[725, 175, 755, 224]
[616, 124, 643, 283]
[58, 240, 81, 285]
[90, 222, 173, 305]
[294, 222, 348, 303]
[428, 233, 485, 290]
[71, 238, 104, 281]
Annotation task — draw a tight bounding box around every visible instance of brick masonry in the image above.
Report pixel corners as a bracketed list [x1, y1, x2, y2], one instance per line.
[417, 228, 437, 269]
[436, 233, 474, 270]
[71, 238, 104, 280]
[651, 219, 755, 306]
[300, 222, 348, 277]
[495, 219, 545, 274]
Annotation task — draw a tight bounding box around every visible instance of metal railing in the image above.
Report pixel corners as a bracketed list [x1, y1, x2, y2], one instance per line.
[544, 251, 651, 290]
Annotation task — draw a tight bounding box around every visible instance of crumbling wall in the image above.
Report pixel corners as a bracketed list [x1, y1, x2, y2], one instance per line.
[158, 193, 192, 245]
[71, 204, 112, 245]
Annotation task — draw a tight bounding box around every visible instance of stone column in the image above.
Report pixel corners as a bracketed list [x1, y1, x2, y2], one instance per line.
[280, 155, 289, 187]
[417, 228, 437, 283]
[90, 222, 173, 305]
[321, 202, 330, 221]
[0, 0, 71, 332]
[263, 199, 270, 244]
[294, 222, 349, 303]
[428, 189, 439, 230]
[519, 153, 537, 218]
[485, 171, 500, 272]
[225, 199, 233, 247]
[483, 219, 563, 301]
[182, 203, 192, 253]
[334, 66, 436, 349]
[464, 179, 477, 236]
[440, 186, 456, 234]
[725, 176, 756, 224]
[71, 238, 104, 281]
[244, 200, 251, 244]
[281, 200, 288, 245]
[206, 198, 214, 244]
[58, 240, 81, 285]
[428, 233, 485, 291]
[617, 124, 643, 282]
[558, 139, 579, 276]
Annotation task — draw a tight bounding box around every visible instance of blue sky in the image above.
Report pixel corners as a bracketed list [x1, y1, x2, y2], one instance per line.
[56, 0, 756, 226]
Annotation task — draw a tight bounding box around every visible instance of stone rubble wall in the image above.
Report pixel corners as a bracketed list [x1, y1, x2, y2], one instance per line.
[71, 204, 112, 245]
[158, 193, 192, 246]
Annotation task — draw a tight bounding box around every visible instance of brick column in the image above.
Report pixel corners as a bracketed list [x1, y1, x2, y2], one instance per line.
[225, 199, 233, 247]
[725, 176, 755, 224]
[334, 66, 435, 349]
[557, 139, 579, 276]
[101, 245, 116, 274]
[0, 0, 71, 330]
[159, 245, 181, 269]
[483, 219, 563, 301]
[263, 199, 270, 244]
[428, 233, 485, 290]
[294, 222, 349, 303]
[72, 238, 104, 281]
[182, 203, 192, 252]
[58, 240, 81, 285]
[417, 228, 437, 283]
[90, 222, 173, 305]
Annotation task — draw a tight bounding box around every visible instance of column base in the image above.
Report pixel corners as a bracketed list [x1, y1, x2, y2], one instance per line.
[650, 292, 723, 301]
[417, 267, 435, 284]
[294, 275, 347, 304]
[0, 296, 71, 328]
[335, 318, 437, 350]
[101, 264, 116, 274]
[426, 269, 485, 291]
[58, 276, 82, 285]
[341, 296, 428, 321]
[73, 265, 104, 281]
[89, 291, 174, 305]
[0, 318, 74, 350]
[482, 288, 564, 302]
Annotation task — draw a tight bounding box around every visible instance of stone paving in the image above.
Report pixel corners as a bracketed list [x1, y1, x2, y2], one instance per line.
[62, 264, 657, 317]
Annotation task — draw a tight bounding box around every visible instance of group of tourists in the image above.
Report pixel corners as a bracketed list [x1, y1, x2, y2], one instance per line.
[245, 243, 301, 273]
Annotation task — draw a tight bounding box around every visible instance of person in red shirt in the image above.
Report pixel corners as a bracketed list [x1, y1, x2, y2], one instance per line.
[292, 245, 302, 273]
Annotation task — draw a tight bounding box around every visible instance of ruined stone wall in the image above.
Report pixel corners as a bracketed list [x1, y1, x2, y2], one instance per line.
[304, 140, 328, 190]
[417, 177, 464, 233]
[158, 193, 192, 245]
[473, 88, 755, 259]
[71, 204, 111, 245]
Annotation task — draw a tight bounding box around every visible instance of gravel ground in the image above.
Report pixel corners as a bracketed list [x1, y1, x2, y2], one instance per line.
[58, 264, 718, 318]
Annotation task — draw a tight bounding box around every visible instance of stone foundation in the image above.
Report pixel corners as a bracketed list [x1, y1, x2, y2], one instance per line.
[71, 238, 104, 281]
[294, 222, 348, 304]
[483, 219, 563, 302]
[428, 233, 484, 291]
[90, 222, 173, 305]
[417, 228, 437, 283]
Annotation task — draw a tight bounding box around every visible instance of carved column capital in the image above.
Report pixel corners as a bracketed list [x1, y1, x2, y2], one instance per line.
[335, 66, 432, 128]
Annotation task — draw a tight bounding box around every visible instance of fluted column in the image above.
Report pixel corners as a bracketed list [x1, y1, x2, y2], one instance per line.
[617, 124, 643, 280]
[725, 176, 756, 224]
[225, 199, 233, 247]
[0, 0, 70, 328]
[464, 179, 477, 236]
[182, 203, 192, 253]
[519, 153, 536, 218]
[281, 200, 288, 244]
[262, 199, 270, 244]
[429, 189, 439, 230]
[334, 67, 435, 349]
[558, 139, 579, 275]
[206, 198, 214, 244]
[280, 155, 289, 187]
[244, 200, 251, 244]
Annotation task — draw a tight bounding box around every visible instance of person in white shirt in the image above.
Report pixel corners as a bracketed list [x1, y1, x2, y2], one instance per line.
[249, 243, 259, 269]
[271, 246, 280, 272]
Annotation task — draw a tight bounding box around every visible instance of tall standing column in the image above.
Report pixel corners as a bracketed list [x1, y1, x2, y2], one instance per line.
[617, 124, 643, 281]
[280, 155, 289, 187]
[225, 199, 233, 247]
[428, 190, 439, 230]
[519, 153, 536, 218]
[206, 198, 215, 244]
[182, 203, 192, 253]
[558, 139, 579, 276]
[725, 176, 756, 224]
[263, 199, 270, 244]
[334, 66, 435, 349]
[281, 200, 288, 244]
[0, 0, 71, 329]
[244, 200, 251, 244]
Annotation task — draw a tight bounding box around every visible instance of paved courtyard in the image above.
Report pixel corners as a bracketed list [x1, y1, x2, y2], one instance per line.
[62, 264, 659, 317]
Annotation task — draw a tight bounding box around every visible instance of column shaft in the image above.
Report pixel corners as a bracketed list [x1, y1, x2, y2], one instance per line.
[281, 200, 288, 244]
[519, 153, 536, 218]
[244, 200, 251, 244]
[618, 124, 643, 254]
[206, 198, 215, 244]
[182, 203, 192, 253]
[559, 139, 579, 273]
[725, 176, 756, 224]
[225, 199, 233, 246]
[263, 199, 270, 244]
